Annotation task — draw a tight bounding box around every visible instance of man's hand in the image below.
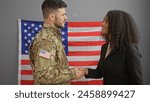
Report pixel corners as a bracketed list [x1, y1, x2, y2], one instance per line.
[73, 67, 88, 79]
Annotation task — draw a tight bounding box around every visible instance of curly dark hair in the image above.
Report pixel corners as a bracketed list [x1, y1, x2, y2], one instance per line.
[104, 10, 139, 54]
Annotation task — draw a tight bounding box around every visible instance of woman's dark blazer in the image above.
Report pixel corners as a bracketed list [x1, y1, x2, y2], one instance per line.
[85, 43, 143, 85]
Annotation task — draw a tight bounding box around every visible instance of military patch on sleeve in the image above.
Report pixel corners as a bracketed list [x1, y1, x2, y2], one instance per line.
[38, 49, 51, 59]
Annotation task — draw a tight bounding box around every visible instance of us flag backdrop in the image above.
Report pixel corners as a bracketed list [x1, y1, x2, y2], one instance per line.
[18, 19, 105, 85]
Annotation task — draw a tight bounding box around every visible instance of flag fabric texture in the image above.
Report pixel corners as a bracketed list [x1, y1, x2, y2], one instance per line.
[18, 19, 105, 85]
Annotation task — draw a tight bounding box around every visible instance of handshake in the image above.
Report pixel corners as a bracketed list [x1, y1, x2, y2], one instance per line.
[72, 67, 88, 80]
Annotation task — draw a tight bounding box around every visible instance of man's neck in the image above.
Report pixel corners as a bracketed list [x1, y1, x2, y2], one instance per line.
[44, 19, 54, 27]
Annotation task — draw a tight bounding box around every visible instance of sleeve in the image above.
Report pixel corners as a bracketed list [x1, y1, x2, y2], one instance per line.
[126, 44, 143, 85]
[85, 61, 103, 78]
[85, 45, 104, 79]
[33, 39, 76, 84]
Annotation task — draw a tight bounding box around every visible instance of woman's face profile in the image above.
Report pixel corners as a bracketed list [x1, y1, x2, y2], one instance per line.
[102, 16, 108, 36]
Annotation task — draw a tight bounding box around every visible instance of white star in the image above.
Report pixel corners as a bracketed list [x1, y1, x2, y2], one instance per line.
[62, 38, 65, 41]
[24, 36, 27, 40]
[31, 24, 35, 27]
[24, 29, 27, 33]
[27, 26, 31, 29]
[39, 24, 42, 28]
[24, 23, 27, 26]
[35, 27, 38, 31]
[25, 50, 28, 53]
[32, 37, 34, 40]
[62, 32, 65, 35]
[28, 40, 31, 43]
[28, 33, 31, 36]
[32, 30, 35, 33]
[25, 43, 28, 46]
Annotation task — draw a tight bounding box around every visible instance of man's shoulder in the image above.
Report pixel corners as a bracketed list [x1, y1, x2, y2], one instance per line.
[34, 28, 55, 41]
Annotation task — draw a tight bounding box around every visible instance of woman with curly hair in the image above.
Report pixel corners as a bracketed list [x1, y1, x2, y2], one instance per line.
[84, 10, 143, 85]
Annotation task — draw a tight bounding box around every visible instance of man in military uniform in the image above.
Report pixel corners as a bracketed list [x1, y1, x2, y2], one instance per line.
[29, 0, 84, 85]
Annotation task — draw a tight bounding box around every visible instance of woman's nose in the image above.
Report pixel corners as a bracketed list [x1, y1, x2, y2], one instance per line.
[101, 21, 104, 26]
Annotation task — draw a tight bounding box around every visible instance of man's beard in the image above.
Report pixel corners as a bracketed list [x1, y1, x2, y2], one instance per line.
[55, 24, 64, 29]
[54, 21, 65, 29]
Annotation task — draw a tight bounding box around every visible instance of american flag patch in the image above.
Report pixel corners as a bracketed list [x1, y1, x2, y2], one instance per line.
[38, 49, 51, 59]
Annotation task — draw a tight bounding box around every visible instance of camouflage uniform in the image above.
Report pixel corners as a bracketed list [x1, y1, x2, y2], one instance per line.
[29, 24, 76, 85]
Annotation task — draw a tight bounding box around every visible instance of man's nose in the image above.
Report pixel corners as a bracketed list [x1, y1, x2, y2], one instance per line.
[65, 16, 68, 20]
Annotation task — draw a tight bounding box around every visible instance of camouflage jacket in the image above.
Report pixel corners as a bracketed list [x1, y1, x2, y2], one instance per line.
[29, 24, 76, 85]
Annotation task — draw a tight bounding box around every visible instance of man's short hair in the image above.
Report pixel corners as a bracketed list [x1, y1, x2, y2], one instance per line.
[42, 0, 67, 19]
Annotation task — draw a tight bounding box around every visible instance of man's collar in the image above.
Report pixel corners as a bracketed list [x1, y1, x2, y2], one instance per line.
[43, 23, 61, 35]
[44, 23, 60, 30]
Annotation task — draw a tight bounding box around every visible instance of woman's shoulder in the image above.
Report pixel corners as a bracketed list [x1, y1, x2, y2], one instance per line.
[126, 43, 139, 51]
[126, 43, 141, 57]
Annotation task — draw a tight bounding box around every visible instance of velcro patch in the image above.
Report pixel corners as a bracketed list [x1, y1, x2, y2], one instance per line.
[38, 49, 50, 59]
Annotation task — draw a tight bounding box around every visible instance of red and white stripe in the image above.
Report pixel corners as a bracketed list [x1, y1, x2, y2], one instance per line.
[67, 22, 104, 84]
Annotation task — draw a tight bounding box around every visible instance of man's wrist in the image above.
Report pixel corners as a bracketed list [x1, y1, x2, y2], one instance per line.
[85, 68, 88, 75]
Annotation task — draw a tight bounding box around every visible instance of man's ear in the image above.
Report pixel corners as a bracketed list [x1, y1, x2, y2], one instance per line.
[48, 13, 55, 21]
